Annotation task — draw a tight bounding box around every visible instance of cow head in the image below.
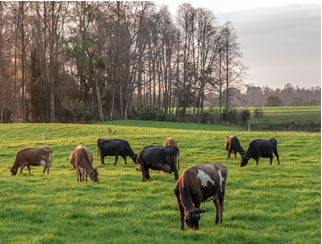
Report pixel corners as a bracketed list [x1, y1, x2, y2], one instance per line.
[185, 208, 206, 230]
[10, 166, 18, 175]
[89, 168, 99, 183]
[240, 155, 249, 167]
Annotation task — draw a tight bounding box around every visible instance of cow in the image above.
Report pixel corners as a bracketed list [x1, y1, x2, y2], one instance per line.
[225, 135, 245, 159]
[10, 146, 52, 175]
[163, 137, 178, 148]
[174, 163, 227, 230]
[240, 138, 280, 167]
[97, 139, 137, 166]
[136, 146, 179, 182]
[70, 145, 99, 183]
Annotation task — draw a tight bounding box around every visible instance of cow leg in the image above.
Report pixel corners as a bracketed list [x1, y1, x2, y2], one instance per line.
[141, 164, 146, 182]
[43, 166, 47, 174]
[226, 151, 231, 160]
[100, 152, 105, 165]
[27, 165, 31, 175]
[47, 163, 50, 174]
[270, 155, 273, 165]
[20, 164, 25, 174]
[176, 196, 185, 230]
[174, 167, 179, 181]
[274, 149, 280, 165]
[256, 157, 259, 165]
[145, 169, 150, 180]
[114, 154, 119, 166]
[122, 156, 127, 164]
[76, 168, 81, 182]
[234, 151, 237, 158]
[212, 197, 221, 224]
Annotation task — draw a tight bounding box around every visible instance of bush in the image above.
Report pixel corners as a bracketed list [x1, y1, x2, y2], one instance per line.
[240, 109, 251, 123]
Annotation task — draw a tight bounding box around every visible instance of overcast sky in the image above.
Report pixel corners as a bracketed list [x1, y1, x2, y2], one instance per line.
[154, 0, 321, 89]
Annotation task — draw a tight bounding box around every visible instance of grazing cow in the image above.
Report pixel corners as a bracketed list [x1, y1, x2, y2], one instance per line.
[97, 139, 137, 166]
[174, 163, 227, 230]
[70, 145, 99, 183]
[136, 146, 179, 182]
[163, 137, 178, 148]
[225, 135, 245, 159]
[240, 138, 280, 167]
[10, 147, 52, 175]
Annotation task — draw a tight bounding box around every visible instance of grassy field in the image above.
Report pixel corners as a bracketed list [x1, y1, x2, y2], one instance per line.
[186, 106, 321, 125]
[246, 106, 321, 125]
[0, 121, 320, 243]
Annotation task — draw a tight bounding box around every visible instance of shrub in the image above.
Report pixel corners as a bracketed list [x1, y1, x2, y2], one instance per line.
[240, 109, 251, 123]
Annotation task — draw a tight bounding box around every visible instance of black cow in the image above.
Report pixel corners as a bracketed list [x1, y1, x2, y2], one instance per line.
[174, 163, 228, 230]
[136, 146, 179, 182]
[241, 138, 280, 167]
[97, 139, 137, 165]
[225, 135, 245, 159]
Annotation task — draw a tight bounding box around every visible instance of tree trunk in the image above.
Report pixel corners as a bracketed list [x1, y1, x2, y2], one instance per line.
[49, 2, 55, 123]
[20, 2, 26, 123]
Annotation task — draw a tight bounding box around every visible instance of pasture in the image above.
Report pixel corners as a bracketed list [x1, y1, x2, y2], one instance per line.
[0, 121, 320, 243]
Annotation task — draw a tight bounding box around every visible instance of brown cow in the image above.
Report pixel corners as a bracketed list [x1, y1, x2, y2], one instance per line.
[163, 137, 178, 148]
[225, 135, 245, 159]
[70, 145, 99, 183]
[174, 163, 227, 230]
[10, 147, 52, 175]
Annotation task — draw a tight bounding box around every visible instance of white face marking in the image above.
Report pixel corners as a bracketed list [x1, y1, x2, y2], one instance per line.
[218, 170, 225, 192]
[197, 169, 215, 187]
[40, 160, 46, 168]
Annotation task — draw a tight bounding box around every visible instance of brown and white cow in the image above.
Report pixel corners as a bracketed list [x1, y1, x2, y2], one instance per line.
[70, 145, 99, 183]
[163, 137, 178, 148]
[174, 163, 227, 230]
[10, 147, 52, 175]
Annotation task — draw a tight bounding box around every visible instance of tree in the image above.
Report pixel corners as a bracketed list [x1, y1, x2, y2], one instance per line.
[221, 22, 246, 119]
[264, 95, 282, 106]
[253, 107, 264, 122]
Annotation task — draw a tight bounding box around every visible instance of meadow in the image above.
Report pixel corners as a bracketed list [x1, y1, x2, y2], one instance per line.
[186, 106, 321, 125]
[0, 121, 320, 243]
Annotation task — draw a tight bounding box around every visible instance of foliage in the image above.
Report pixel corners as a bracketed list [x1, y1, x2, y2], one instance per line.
[0, 122, 320, 243]
[253, 107, 264, 122]
[240, 109, 251, 123]
[264, 95, 282, 106]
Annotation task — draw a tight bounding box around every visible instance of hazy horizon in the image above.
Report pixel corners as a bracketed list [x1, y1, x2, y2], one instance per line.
[155, 1, 321, 89]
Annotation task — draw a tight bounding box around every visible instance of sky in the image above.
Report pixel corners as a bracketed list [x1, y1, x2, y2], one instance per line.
[154, 0, 321, 89]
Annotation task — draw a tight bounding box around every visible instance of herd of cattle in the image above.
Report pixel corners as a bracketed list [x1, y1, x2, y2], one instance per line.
[9, 136, 280, 230]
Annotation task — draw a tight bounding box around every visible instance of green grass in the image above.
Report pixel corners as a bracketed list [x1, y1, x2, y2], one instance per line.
[0, 121, 320, 243]
[186, 106, 321, 125]
[246, 106, 321, 125]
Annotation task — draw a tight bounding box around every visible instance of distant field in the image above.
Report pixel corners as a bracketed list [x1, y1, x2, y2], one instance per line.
[186, 106, 321, 125]
[246, 106, 321, 125]
[0, 121, 320, 243]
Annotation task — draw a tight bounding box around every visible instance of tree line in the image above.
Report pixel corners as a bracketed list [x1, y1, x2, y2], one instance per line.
[0, 1, 247, 123]
[206, 83, 320, 108]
